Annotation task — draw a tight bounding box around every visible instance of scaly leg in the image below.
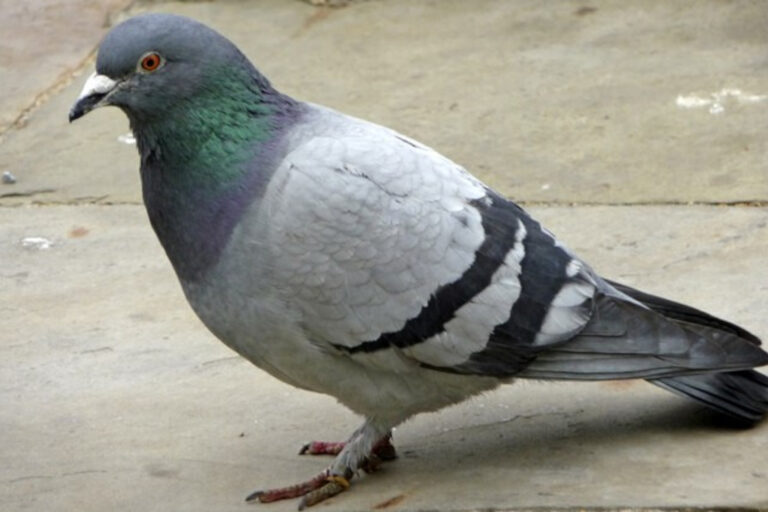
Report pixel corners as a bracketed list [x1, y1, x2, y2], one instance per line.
[299, 432, 396, 461]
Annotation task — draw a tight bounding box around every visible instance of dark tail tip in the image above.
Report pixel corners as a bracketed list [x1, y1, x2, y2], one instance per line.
[650, 370, 768, 425]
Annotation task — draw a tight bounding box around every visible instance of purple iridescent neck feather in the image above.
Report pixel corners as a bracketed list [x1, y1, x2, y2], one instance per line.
[132, 70, 303, 283]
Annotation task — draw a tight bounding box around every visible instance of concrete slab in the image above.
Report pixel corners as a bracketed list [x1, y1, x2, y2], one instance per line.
[2, 1, 767, 510]
[2, 0, 767, 205]
[2, 204, 766, 512]
[0, 0, 132, 132]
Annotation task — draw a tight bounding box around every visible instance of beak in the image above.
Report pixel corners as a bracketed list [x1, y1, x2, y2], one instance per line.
[69, 72, 118, 122]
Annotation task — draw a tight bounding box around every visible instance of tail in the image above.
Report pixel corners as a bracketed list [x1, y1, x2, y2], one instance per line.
[652, 370, 768, 423]
[518, 278, 768, 423]
[609, 280, 768, 423]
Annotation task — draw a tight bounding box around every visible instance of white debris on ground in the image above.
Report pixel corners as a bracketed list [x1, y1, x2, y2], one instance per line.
[21, 237, 53, 250]
[676, 88, 767, 115]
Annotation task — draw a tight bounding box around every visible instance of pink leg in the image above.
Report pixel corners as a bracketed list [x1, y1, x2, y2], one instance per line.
[299, 433, 396, 461]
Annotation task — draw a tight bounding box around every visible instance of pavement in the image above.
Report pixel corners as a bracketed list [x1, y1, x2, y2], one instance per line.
[1, 1, 767, 511]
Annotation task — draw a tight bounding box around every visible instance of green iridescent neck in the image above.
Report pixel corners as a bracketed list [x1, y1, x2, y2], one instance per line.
[133, 69, 300, 282]
[136, 71, 276, 184]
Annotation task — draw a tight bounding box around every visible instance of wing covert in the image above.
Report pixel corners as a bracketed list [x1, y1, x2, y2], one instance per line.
[264, 115, 597, 376]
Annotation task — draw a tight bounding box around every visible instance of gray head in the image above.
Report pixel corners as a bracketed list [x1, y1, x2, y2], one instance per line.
[69, 14, 300, 283]
[69, 13, 266, 123]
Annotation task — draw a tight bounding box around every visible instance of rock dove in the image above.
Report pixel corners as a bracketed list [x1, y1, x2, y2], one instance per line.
[70, 13, 768, 509]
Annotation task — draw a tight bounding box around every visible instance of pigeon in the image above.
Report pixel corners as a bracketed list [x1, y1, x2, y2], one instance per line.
[70, 13, 768, 509]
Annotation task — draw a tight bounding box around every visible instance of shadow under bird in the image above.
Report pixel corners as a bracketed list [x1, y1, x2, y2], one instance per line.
[69, 13, 768, 509]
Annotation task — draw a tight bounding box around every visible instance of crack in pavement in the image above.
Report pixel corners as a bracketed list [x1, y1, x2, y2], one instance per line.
[6, 469, 110, 484]
[0, 189, 58, 200]
[430, 410, 577, 439]
[0, 0, 139, 141]
[0, 52, 96, 142]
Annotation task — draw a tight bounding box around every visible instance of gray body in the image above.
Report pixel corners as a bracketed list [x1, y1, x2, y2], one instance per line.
[182, 105, 502, 426]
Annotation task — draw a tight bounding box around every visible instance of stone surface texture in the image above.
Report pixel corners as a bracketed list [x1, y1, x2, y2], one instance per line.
[1, 1, 766, 511]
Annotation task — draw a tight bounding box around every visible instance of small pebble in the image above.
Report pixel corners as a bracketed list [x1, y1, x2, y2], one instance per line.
[2, 171, 16, 184]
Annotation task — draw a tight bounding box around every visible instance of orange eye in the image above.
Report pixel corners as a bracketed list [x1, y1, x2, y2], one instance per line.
[140, 52, 162, 72]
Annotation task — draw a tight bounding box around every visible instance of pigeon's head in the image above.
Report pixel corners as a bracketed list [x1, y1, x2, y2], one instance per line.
[69, 13, 253, 123]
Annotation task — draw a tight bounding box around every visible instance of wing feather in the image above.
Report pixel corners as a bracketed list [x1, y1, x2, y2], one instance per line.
[266, 110, 597, 375]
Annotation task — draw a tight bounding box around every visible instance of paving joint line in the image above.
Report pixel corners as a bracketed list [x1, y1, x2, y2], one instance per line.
[0, 200, 143, 208]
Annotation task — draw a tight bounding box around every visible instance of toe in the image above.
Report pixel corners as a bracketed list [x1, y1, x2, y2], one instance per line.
[298, 475, 350, 509]
[299, 440, 346, 456]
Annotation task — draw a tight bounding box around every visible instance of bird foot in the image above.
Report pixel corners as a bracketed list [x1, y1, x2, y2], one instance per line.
[247, 433, 396, 508]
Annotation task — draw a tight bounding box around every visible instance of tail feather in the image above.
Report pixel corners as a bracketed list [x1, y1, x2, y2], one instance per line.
[519, 292, 768, 380]
[651, 370, 768, 423]
[607, 280, 768, 422]
[604, 279, 761, 344]
[521, 278, 768, 422]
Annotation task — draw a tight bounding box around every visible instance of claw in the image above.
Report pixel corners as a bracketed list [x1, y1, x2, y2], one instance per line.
[244, 490, 261, 502]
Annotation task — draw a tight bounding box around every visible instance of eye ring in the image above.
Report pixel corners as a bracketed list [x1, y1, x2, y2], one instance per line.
[139, 52, 163, 72]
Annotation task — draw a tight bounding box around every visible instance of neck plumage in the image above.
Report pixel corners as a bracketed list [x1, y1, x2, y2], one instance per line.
[132, 74, 299, 283]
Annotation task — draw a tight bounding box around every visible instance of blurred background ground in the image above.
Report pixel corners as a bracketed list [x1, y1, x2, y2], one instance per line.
[1, 1, 767, 511]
